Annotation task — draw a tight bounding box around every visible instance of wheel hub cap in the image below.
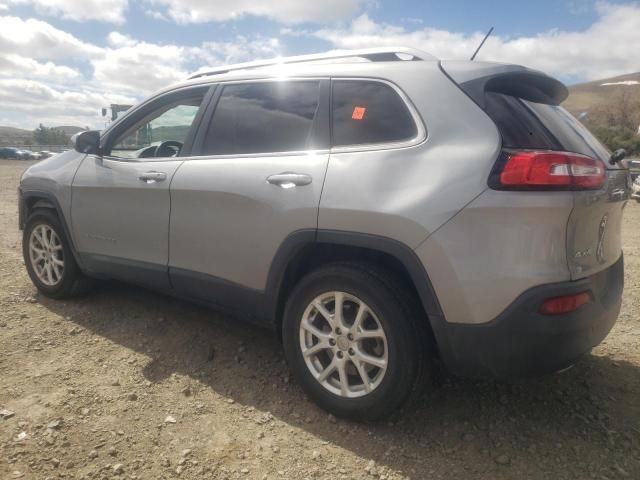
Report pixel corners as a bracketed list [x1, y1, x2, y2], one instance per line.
[28, 224, 64, 287]
[336, 336, 350, 351]
[299, 291, 388, 398]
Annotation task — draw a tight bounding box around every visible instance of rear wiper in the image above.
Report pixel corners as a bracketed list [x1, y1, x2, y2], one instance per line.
[610, 148, 626, 166]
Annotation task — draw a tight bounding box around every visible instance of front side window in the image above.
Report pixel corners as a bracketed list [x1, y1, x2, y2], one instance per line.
[332, 80, 417, 147]
[202, 81, 321, 155]
[109, 92, 205, 159]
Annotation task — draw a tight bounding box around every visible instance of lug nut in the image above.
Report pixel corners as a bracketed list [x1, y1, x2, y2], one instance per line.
[348, 348, 355, 356]
[347, 334, 354, 341]
[335, 328, 342, 335]
[329, 339, 336, 346]
[337, 351, 344, 359]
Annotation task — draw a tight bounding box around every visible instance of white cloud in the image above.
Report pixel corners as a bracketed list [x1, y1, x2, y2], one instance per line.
[302, 2, 640, 80]
[0, 53, 80, 79]
[0, 78, 135, 127]
[106, 31, 137, 48]
[95, 32, 282, 94]
[0, 16, 101, 59]
[190, 36, 282, 68]
[144, 0, 362, 24]
[0, 14, 285, 129]
[92, 41, 188, 93]
[8, 0, 128, 24]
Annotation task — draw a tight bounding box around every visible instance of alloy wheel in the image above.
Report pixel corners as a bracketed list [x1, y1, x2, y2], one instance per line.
[299, 291, 388, 398]
[29, 224, 64, 286]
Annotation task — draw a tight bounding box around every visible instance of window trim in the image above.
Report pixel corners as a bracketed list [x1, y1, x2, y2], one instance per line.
[100, 85, 214, 162]
[189, 77, 331, 159]
[329, 77, 427, 154]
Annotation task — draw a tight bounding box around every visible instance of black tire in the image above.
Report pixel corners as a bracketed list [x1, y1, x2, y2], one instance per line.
[22, 208, 90, 299]
[282, 262, 430, 421]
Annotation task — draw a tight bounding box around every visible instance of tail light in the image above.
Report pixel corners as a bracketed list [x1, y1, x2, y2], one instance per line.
[539, 292, 590, 315]
[489, 150, 605, 191]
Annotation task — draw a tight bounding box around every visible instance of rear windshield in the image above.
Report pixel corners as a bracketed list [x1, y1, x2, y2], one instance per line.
[483, 92, 611, 163]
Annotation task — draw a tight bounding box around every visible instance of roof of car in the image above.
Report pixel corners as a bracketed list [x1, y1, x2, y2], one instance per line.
[187, 47, 436, 80]
[164, 47, 444, 92]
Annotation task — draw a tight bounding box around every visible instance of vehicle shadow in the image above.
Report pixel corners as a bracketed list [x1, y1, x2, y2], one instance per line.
[39, 282, 640, 479]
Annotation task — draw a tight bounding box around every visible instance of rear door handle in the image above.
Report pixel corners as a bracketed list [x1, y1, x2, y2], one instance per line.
[139, 171, 167, 183]
[267, 172, 312, 189]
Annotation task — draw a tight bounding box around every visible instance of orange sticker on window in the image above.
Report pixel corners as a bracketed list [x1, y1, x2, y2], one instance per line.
[352, 106, 366, 120]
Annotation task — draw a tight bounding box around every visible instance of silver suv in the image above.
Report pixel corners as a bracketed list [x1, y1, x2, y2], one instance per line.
[18, 48, 629, 420]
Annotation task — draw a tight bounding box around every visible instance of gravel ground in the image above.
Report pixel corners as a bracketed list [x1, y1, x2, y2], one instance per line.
[1, 159, 639, 480]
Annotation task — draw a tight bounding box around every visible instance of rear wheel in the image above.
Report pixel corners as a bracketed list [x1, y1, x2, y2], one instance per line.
[282, 263, 428, 420]
[23, 209, 90, 299]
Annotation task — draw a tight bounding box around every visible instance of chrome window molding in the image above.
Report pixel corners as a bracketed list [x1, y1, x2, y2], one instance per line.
[185, 149, 331, 161]
[103, 76, 426, 161]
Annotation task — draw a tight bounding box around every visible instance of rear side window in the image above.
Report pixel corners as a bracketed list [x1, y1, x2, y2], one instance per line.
[202, 81, 320, 155]
[332, 80, 417, 147]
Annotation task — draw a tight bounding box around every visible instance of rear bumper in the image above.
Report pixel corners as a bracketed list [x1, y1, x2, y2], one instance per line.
[436, 254, 623, 379]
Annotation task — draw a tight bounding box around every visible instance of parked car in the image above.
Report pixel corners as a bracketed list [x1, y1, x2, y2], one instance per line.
[632, 176, 640, 202]
[17, 48, 630, 420]
[628, 159, 640, 181]
[0, 146, 30, 159]
[21, 150, 42, 160]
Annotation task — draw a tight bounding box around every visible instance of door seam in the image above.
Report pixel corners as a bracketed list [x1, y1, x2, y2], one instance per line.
[166, 160, 186, 289]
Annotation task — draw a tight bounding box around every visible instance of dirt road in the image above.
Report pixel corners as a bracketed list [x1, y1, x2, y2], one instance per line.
[1, 159, 639, 480]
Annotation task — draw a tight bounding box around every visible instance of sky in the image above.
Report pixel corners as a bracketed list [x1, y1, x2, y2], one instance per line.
[0, 0, 639, 129]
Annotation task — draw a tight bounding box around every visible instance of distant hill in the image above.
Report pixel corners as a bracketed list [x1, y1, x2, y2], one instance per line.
[0, 126, 30, 135]
[564, 72, 640, 157]
[53, 126, 86, 136]
[0, 126, 32, 146]
[151, 125, 190, 143]
[0, 125, 86, 146]
[564, 72, 640, 117]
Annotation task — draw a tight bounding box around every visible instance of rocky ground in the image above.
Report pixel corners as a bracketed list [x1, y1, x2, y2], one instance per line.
[1, 159, 639, 480]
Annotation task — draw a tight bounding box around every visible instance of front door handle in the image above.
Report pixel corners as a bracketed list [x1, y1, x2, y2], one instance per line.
[267, 172, 312, 189]
[139, 171, 167, 184]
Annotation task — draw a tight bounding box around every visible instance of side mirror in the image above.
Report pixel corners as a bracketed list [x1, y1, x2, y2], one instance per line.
[73, 130, 101, 155]
[610, 148, 626, 166]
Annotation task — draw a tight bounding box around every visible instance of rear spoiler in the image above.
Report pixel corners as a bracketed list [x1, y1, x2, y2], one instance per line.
[440, 61, 569, 108]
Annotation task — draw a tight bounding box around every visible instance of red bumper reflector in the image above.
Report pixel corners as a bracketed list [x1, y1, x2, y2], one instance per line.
[539, 292, 590, 315]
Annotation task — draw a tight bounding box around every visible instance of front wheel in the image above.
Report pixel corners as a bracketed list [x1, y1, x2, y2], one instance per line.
[23, 209, 90, 299]
[282, 263, 428, 420]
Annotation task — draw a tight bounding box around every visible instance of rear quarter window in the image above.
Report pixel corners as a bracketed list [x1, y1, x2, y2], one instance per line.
[525, 102, 612, 163]
[483, 92, 611, 164]
[483, 92, 560, 150]
[332, 80, 417, 147]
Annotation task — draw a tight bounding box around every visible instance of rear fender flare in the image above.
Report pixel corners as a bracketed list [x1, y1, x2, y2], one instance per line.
[266, 230, 450, 350]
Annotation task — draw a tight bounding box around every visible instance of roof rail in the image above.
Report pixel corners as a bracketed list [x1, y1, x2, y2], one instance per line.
[187, 47, 435, 80]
